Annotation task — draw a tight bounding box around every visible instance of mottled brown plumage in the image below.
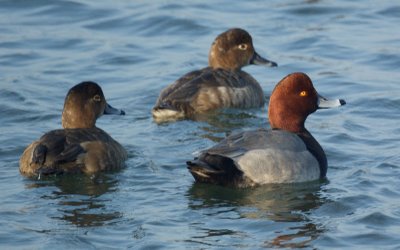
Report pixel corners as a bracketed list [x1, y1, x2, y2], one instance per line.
[19, 81, 127, 177]
[152, 28, 277, 121]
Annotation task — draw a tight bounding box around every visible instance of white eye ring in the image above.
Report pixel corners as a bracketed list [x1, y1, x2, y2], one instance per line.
[238, 44, 248, 50]
[93, 95, 101, 102]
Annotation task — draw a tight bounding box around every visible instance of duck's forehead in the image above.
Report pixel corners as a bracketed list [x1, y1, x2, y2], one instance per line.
[227, 30, 251, 44]
[69, 82, 103, 98]
[272, 79, 312, 98]
[292, 80, 314, 92]
[85, 84, 103, 96]
[216, 29, 251, 45]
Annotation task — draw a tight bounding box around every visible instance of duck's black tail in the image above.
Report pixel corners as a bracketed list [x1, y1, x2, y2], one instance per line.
[186, 153, 246, 187]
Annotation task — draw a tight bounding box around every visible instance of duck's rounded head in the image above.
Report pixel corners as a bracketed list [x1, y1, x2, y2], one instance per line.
[62, 81, 125, 129]
[208, 28, 277, 71]
[268, 73, 345, 133]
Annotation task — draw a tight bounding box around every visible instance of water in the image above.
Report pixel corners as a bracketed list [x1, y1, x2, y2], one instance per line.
[1, 0, 399, 249]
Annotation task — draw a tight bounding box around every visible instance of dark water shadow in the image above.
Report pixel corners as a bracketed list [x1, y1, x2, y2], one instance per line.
[187, 181, 328, 248]
[24, 172, 121, 227]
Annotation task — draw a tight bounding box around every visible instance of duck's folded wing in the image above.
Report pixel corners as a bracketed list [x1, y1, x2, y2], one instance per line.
[24, 128, 114, 175]
[33, 130, 67, 165]
[28, 130, 84, 175]
[36, 144, 85, 175]
[154, 69, 204, 110]
[187, 130, 259, 187]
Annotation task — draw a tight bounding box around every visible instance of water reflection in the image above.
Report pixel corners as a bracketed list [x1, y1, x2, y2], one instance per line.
[187, 181, 327, 248]
[194, 109, 266, 142]
[153, 108, 267, 143]
[264, 223, 324, 248]
[25, 173, 121, 227]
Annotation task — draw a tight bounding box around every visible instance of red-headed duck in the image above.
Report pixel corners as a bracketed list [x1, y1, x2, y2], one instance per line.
[20, 81, 127, 177]
[187, 73, 346, 187]
[152, 28, 277, 121]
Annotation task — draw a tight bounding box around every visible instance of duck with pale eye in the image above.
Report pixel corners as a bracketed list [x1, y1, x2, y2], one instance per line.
[152, 28, 277, 121]
[19, 81, 127, 177]
[187, 72, 346, 187]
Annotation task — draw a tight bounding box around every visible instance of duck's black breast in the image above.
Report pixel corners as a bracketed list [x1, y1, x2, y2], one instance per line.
[297, 131, 327, 178]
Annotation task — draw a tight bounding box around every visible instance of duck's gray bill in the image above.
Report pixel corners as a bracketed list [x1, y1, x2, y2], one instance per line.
[317, 94, 346, 109]
[104, 103, 125, 115]
[250, 52, 278, 67]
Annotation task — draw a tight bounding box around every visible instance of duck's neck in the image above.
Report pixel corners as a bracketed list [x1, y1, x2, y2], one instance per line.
[208, 54, 241, 71]
[269, 112, 307, 134]
[61, 109, 96, 129]
[270, 112, 328, 178]
[268, 94, 310, 133]
[208, 63, 240, 71]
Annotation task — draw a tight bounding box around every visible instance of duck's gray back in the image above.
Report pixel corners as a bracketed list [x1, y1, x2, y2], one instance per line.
[206, 129, 320, 184]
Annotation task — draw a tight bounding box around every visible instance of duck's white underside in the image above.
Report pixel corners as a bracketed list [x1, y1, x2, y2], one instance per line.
[152, 109, 185, 120]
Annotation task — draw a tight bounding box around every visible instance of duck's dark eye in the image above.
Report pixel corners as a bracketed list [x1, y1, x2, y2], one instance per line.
[93, 94, 101, 102]
[238, 44, 248, 50]
[299, 91, 308, 97]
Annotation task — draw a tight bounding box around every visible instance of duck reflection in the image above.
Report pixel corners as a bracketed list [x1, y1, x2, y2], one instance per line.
[195, 108, 267, 143]
[25, 173, 121, 227]
[187, 181, 327, 248]
[155, 108, 267, 143]
[264, 223, 324, 248]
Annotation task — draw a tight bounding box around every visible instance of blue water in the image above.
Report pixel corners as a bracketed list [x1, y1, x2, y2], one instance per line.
[1, 0, 400, 249]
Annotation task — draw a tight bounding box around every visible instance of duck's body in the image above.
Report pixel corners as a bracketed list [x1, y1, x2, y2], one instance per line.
[20, 128, 127, 176]
[153, 67, 265, 119]
[19, 81, 127, 177]
[188, 129, 324, 187]
[152, 28, 277, 121]
[187, 73, 346, 187]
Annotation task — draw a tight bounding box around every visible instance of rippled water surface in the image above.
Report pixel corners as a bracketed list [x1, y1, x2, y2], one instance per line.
[1, 0, 399, 249]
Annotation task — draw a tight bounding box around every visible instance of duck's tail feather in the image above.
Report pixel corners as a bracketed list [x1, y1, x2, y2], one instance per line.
[31, 143, 86, 176]
[152, 101, 185, 121]
[186, 153, 245, 187]
[32, 143, 47, 165]
[28, 143, 63, 176]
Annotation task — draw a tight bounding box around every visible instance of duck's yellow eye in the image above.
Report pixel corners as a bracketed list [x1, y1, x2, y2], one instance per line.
[238, 44, 248, 50]
[299, 91, 307, 97]
[93, 95, 101, 102]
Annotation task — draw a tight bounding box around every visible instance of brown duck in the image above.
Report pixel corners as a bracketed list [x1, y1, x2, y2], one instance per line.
[20, 81, 127, 177]
[152, 28, 277, 121]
